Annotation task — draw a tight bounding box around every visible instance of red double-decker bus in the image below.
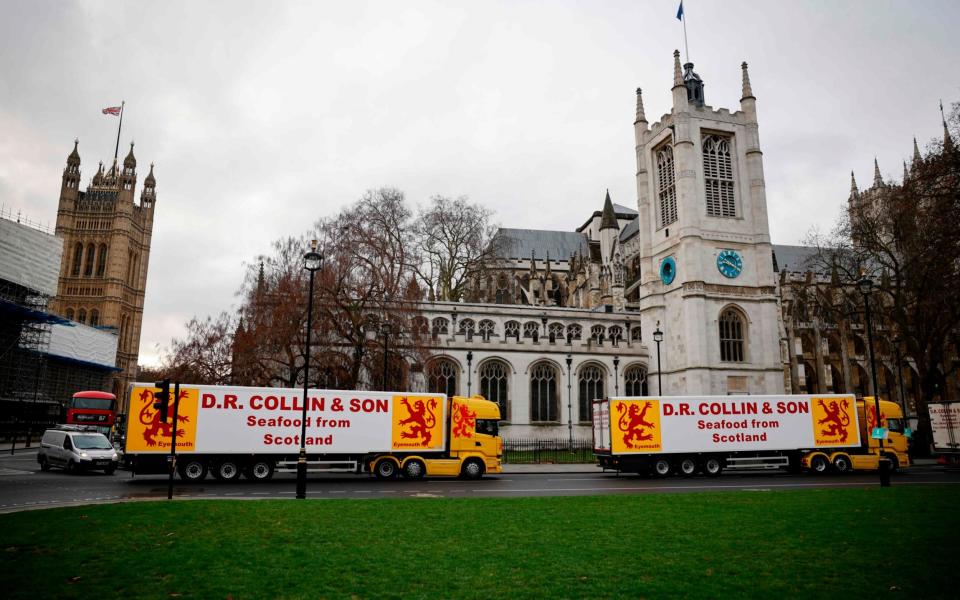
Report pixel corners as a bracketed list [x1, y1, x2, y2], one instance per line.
[65, 391, 117, 433]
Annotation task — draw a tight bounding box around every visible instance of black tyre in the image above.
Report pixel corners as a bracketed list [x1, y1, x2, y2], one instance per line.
[39, 457, 50, 472]
[245, 459, 275, 482]
[652, 458, 672, 478]
[809, 454, 829, 474]
[212, 460, 242, 482]
[460, 458, 485, 480]
[178, 459, 208, 482]
[884, 454, 899, 473]
[104, 465, 116, 475]
[703, 457, 723, 477]
[374, 458, 398, 479]
[678, 457, 698, 477]
[832, 454, 852, 474]
[66, 460, 77, 474]
[403, 459, 426, 480]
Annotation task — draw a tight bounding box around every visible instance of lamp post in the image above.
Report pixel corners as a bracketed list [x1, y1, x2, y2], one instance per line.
[613, 356, 620, 396]
[565, 354, 573, 447]
[466, 351, 473, 396]
[380, 322, 391, 391]
[859, 276, 890, 487]
[653, 323, 664, 396]
[297, 240, 323, 500]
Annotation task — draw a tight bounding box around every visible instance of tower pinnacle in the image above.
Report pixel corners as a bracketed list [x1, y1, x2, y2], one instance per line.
[740, 62, 754, 100]
[913, 137, 922, 164]
[673, 50, 683, 88]
[850, 171, 859, 199]
[600, 190, 618, 230]
[942, 100, 955, 152]
[635, 88, 646, 123]
[873, 158, 883, 187]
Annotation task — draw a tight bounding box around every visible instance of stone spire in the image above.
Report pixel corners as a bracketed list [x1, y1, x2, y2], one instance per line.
[635, 88, 646, 123]
[673, 49, 683, 88]
[943, 101, 955, 152]
[144, 163, 156, 187]
[740, 62, 754, 100]
[849, 171, 859, 200]
[873, 158, 883, 187]
[67, 139, 80, 165]
[544, 252, 552, 277]
[913, 137, 922, 164]
[903, 160, 909, 182]
[600, 189, 618, 230]
[123, 141, 136, 169]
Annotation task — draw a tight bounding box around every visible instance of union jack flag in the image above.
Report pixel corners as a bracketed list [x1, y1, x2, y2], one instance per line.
[102, 106, 122, 116]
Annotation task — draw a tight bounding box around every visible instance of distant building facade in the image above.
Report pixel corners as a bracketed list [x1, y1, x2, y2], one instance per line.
[49, 141, 157, 412]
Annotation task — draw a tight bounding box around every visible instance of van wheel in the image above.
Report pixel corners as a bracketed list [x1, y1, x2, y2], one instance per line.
[403, 459, 426, 480]
[832, 454, 852, 474]
[679, 458, 698, 477]
[105, 465, 116, 475]
[374, 458, 398, 479]
[39, 457, 50, 472]
[652, 458, 672, 478]
[703, 457, 723, 477]
[212, 460, 241, 482]
[810, 454, 829, 474]
[66, 460, 77, 474]
[461, 458, 485, 480]
[178, 459, 207, 482]
[245, 460, 275, 482]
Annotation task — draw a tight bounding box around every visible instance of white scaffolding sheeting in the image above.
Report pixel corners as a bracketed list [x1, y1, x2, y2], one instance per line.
[0, 217, 63, 296]
[48, 322, 118, 368]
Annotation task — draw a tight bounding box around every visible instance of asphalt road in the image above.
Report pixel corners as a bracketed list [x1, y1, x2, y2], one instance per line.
[2, 448, 958, 513]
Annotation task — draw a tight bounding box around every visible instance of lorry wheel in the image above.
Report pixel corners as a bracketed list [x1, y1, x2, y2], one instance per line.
[374, 458, 398, 479]
[403, 459, 426, 480]
[178, 459, 207, 481]
[652, 458, 672, 477]
[703, 458, 723, 477]
[461, 458, 485, 480]
[245, 460, 275, 482]
[213, 460, 241, 482]
[679, 458, 698, 477]
[809, 454, 829, 474]
[832, 454, 852, 474]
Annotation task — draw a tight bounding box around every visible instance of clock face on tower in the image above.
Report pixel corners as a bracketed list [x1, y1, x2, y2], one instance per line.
[717, 249, 743, 279]
[659, 256, 677, 285]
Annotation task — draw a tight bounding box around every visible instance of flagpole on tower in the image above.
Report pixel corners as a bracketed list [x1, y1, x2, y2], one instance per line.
[677, 1, 690, 64]
[113, 101, 125, 161]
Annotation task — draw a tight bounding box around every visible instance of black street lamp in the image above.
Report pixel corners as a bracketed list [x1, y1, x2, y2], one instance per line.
[466, 351, 474, 396]
[565, 353, 573, 447]
[613, 356, 620, 396]
[380, 322, 392, 391]
[858, 275, 890, 487]
[653, 323, 664, 396]
[297, 240, 323, 500]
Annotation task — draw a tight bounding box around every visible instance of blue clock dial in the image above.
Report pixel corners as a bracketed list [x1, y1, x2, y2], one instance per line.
[659, 256, 677, 285]
[717, 249, 743, 279]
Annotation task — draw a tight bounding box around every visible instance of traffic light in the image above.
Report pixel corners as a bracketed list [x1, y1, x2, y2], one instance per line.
[154, 379, 171, 422]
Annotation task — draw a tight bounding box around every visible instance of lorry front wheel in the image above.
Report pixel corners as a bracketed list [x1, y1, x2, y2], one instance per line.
[461, 458, 485, 480]
[245, 459, 275, 482]
[403, 459, 426, 480]
[374, 458, 398, 479]
[703, 458, 723, 477]
[178, 459, 207, 481]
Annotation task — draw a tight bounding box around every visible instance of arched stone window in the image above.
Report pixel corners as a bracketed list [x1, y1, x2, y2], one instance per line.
[412, 316, 429, 337]
[523, 321, 540, 339]
[590, 325, 605, 343]
[89, 309, 100, 327]
[96, 244, 108, 277]
[702, 134, 736, 218]
[479, 360, 510, 420]
[624, 365, 649, 396]
[478, 319, 496, 341]
[548, 322, 564, 343]
[608, 326, 623, 347]
[719, 308, 746, 362]
[504, 320, 520, 339]
[432, 317, 449, 336]
[568, 324, 582, 340]
[631, 326, 643, 341]
[578, 365, 605, 421]
[65, 308, 74, 320]
[83, 243, 96, 277]
[529, 362, 559, 422]
[77, 308, 87, 323]
[72, 243, 83, 276]
[459, 318, 475, 340]
[656, 144, 678, 228]
[427, 358, 459, 397]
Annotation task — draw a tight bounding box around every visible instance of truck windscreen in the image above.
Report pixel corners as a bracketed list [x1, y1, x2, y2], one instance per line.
[476, 419, 498, 436]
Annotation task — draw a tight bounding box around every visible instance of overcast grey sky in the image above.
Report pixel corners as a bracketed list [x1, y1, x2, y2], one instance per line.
[1, 0, 957, 367]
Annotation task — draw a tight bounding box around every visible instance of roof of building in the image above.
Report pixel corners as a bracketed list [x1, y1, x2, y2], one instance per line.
[618, 217, 639, 242]
[493, 228, 590, 260]
[771, 244, 819, 273]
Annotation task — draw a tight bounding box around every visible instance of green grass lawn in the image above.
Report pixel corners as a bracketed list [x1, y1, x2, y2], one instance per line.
[2, 486, 958, 599]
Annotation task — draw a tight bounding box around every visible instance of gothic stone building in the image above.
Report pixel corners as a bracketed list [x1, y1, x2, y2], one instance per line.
[49, 141, 157, 412]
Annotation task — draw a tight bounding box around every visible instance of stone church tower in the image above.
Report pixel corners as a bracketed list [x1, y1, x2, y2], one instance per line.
[49, 140, 157, 411]
[633, 52, 783, 395]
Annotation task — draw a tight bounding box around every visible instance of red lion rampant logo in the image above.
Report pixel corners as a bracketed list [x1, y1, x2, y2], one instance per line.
[452, 402, 478, 438]
[617, 401, 655, 449]
[817, 399, 851, 442]
[398, 397, 437, 446]
[138, 388, 189, 447]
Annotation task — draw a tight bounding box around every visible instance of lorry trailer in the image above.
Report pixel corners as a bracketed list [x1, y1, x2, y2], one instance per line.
[123, 383, 502, 481]
[592, 394, 910, 476]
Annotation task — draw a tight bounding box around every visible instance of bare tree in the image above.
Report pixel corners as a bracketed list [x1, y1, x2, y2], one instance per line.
[410, 195, 501, 302]
[161, 311, 237, 385]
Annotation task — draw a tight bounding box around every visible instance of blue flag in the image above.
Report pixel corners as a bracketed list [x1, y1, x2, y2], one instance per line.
[677, 1, 684, 21]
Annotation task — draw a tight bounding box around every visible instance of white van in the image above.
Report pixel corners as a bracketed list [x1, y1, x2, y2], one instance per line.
[38, 427, 120, 474]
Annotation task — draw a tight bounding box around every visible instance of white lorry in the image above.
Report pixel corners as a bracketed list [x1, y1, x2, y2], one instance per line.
[928, 402, 960, 467]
